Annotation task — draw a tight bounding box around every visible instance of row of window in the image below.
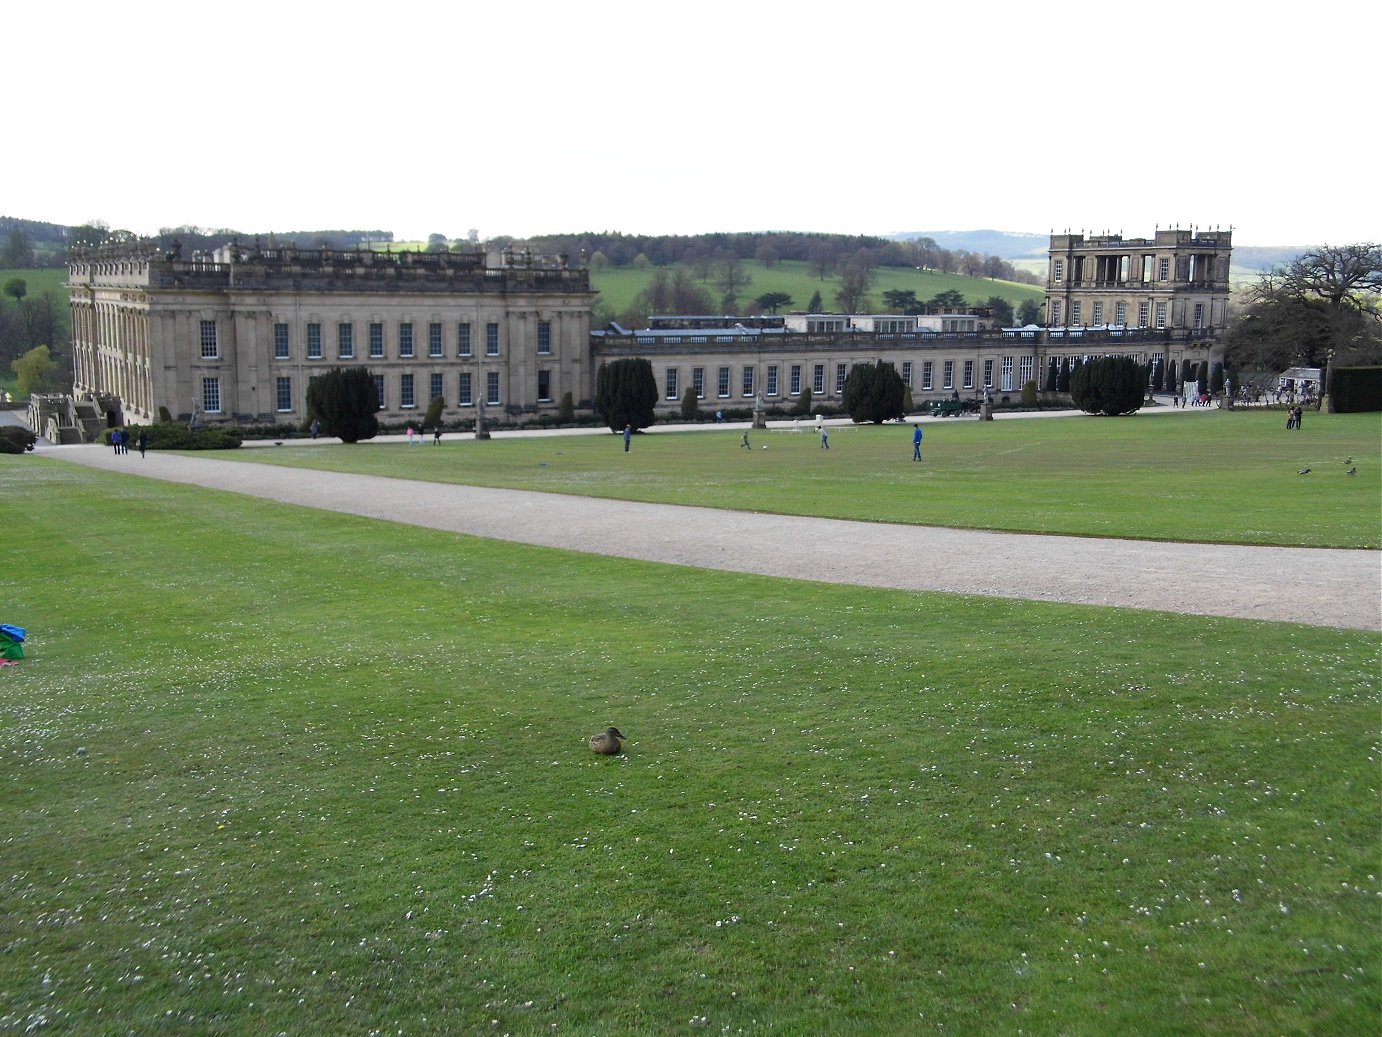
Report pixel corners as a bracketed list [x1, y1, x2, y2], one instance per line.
[200, 368, 557, 415]
[198, 319, 554, 361]
[203, 348, 1169, 416]
[1046, 300, 1205, 331]
[661, 363, 853, 402]
[656, 357, 1051, 399]
[1054, 257, 1173, 283]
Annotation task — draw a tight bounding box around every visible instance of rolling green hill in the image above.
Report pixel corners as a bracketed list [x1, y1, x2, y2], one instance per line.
[589, 258, 1044, 321]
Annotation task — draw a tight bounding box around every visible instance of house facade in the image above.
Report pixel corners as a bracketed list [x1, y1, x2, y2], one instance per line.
[1045, 228, 1232, 337]
[66, 243, 595, 426]
[592, 228, 1228, 414]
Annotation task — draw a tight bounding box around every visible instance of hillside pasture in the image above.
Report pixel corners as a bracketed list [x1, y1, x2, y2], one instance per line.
[589, 258, 1044, 320]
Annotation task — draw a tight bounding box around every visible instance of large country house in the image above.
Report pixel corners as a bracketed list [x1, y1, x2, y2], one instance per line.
[59, 228, 1229, 432]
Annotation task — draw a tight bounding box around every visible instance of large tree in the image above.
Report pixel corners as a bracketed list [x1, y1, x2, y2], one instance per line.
[842, 360, 906, 424]
[754, 291, 793, 315]
[1, 229, 34, 268]
[595, 357, 658, 432]
[715, 252, 751, 297]
[14, 345, 64, 396]
[985, 295, 1015, 327]
[305, 366, 380, 443]
[1224, 243, 1382, 382]
[882, 289, 920, 313]
[834, 263, 872, 313]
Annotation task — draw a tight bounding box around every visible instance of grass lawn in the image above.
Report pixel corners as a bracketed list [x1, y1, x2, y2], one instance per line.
[1, 455, 1378, 1036]
[229, 410, 1382, 549]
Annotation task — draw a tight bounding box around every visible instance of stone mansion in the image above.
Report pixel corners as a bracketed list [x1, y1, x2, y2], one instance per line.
[64, 227, 1231, 428]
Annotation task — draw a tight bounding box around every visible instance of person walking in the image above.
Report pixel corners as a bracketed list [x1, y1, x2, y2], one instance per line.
[623, 424, 632, 452]
[137, 429, 148, 458]
[310, 419, 320, 440]
[432, 424, 443, 445]
[406, 425, 417, 445]
[912, 423, 923, 461]
[819, 425, 830, 450]
[741, 430, 751, 449]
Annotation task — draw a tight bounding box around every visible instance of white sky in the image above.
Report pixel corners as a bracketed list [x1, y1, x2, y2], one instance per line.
[11, 0, 1378, 247]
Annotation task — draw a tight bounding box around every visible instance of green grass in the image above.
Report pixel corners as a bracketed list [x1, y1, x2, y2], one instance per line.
[226, 410, 1382, 549]
[589, 258, 1044, 317]
[2, 457, 1378, 1036]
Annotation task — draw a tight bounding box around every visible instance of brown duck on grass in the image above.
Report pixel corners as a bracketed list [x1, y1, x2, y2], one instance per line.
[588, 727, 625, 755]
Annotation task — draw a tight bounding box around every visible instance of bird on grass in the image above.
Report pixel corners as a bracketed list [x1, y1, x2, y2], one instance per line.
[1298, 468, 1311, 475]
[1343, 458, 1353, 465]
[588, 726, 626, 755]
[1347, 467, 1357, 476]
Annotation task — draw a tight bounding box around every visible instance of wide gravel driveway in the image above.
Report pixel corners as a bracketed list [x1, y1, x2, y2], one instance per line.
[40, 441, 1380, 632]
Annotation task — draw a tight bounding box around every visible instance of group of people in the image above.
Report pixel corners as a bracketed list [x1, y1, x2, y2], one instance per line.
[109, 428, 148, 457]
[403, 425, 445, 445]
[1285, 406, 1305, 430]
[728, 421, 922, 459]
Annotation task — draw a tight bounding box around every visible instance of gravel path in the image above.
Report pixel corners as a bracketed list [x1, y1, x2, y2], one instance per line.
[42, 439, 1380, 632]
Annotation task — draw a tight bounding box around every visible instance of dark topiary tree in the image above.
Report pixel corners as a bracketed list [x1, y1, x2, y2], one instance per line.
[1210, 361, 1225, 396]
[842, 360, 906, 424]
[0, 426, 38, 453]
[1151, 357, 1165, 393]
[1020, 380, 1038, 407]
[594, 357, 658, 432]
[680, 385, 699, 421]
[423, 394, 445, 430]
[793, 386, 814, 416]
[557, 391, 575, 424]
[305, 366, 380, 443]
[1044, 357, 1059, 392]
[1166, 359, 1178, 394]
[1057, 356, 1072, 393]
[1070, 355, 1148, 415]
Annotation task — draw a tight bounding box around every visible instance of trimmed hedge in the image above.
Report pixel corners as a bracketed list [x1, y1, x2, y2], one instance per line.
[1330, 366, 1382, 413]
[123, 423, 244, 450]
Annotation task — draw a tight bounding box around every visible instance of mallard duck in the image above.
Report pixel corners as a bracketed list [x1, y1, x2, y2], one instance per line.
[588, 726, 625, 755]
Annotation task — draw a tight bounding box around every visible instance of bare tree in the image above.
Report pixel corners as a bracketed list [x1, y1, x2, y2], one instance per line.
[1224, 243, 1382, 374]
[834, 263, 873, 313]
[716, 251, 752, 297]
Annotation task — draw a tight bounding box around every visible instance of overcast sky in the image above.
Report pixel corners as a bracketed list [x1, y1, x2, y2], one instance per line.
[12, 0, 1377, 247]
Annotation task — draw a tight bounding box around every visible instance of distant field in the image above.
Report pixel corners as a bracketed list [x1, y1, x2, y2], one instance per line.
[369, 245, 1042, 317]
[588, 258, 1043, 318]
[0, 267, 68, 302]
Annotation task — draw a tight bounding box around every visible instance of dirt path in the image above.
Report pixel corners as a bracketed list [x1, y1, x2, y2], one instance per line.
[43, 444, 1381, 632]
